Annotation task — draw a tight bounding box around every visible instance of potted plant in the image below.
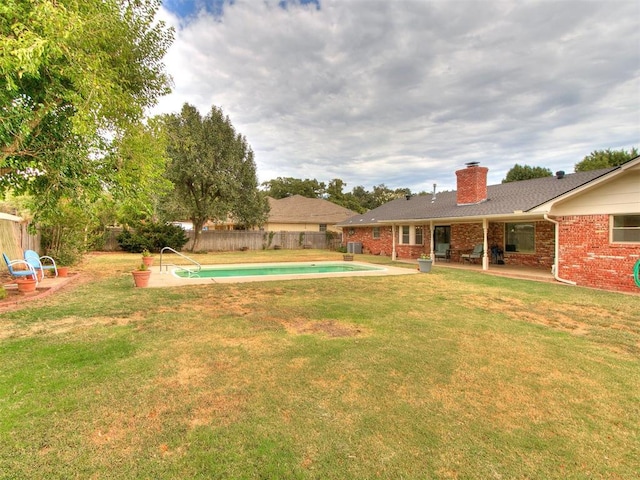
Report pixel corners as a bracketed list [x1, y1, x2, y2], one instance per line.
[141, 249, 154, 267]
[49, 248, 78, 277]
[56, 265, 69, 277]
[132, 263, 152, 288]
[16, 276, 38, 294]
[417, 253, 432, 273]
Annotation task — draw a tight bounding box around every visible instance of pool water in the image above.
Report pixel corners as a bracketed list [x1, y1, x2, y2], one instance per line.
[174, 262, 384, 279]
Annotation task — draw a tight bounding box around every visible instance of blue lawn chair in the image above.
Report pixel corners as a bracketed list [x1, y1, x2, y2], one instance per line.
[24, 249, 58, 280]
[2, 252, 39, 285]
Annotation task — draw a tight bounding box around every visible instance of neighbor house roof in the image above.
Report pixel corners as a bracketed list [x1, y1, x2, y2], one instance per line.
[267, 195, 359, 224]
[337, 167, 618, 227]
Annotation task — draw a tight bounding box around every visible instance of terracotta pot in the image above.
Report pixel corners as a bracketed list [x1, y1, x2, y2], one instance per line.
[142, 256, 154, 267]
[57, 266, 69, 277]
[16, 277, 37, 294]
[132, 270, 151, 288]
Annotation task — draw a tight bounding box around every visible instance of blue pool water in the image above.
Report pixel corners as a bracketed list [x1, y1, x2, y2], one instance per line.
[174, 262, 384, 279]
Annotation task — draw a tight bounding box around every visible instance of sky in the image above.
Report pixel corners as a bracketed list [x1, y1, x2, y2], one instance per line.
[152, 0, 640, 193]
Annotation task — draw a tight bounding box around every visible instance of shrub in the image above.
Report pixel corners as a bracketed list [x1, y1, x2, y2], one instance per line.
[117, 222, 189, 253]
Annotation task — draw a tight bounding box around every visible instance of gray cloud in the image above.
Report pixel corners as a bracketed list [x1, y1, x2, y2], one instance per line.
[152, 0, 640, 193]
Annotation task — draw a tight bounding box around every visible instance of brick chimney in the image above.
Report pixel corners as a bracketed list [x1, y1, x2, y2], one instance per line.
[456, 162, 488, 205]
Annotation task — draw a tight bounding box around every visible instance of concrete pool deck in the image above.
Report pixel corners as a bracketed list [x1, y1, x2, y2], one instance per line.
[143, 261, 418, 287]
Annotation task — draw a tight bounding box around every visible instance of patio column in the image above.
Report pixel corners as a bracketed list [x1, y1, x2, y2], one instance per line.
[429, 221, 435, 260]
[429, 220, 436, 262]
[482, 218, 489, 270]
[392, 224, 397, 261]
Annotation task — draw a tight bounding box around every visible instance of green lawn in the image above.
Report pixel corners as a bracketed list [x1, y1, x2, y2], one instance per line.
[1, 251, 639, 479]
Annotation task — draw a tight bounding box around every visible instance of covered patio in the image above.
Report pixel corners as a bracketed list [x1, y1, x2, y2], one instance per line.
[399, 257, 556, 284]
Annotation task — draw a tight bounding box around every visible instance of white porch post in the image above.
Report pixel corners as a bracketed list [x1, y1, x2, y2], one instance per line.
[429, 221, 435, 261]
[482, 218, 489, 270]
[392, 224, 397, 261]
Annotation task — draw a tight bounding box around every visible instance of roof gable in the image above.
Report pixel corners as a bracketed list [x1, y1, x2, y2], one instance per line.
[268, 195, 359, 224]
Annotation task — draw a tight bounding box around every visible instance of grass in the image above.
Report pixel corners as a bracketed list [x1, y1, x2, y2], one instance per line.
[1, 251, 639, 479]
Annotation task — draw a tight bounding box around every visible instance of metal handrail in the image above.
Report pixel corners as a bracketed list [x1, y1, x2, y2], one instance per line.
[159, 247, 201, 277]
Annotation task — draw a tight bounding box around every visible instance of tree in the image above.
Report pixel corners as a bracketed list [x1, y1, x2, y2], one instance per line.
[502, 164, 552, 183]
[371, 184, 407, 207]
[163, 103, 269, 251]
[104, 119, 173, 225]
[325, 178, 366, 213]
[575, 147, 638, 172]
[0, 0, 174, 216]
[261, 177, 325, 199]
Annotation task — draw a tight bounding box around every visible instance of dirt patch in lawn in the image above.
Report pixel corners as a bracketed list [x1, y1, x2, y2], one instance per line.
[461, 293, 613, 335]
[0, 313, 144, 340]
[281, 317, 365, 337]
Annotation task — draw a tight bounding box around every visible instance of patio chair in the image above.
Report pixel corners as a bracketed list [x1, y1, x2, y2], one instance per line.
[434, 243, 450, 262]
[461, 244, 483, 263]
[2, 252, 39, 285]
[24, 249, 58, 280]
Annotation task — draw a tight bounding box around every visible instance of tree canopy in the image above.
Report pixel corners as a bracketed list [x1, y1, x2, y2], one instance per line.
[261, 177, 326, 199]
[574, 147, 638, 172]
[261, 177, 413, 214]
[502, 164, 552, 183]
[163, 103, 269, 250]
[0, 0, 174, 215]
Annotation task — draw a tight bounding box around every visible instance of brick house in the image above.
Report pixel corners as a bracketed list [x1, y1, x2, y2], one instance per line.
[337, 157, 640, 293]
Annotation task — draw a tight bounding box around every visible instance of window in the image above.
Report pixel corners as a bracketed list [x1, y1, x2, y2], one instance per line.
[434, 226, 451, 245]
[505, 222, 535, 253]
[372, 227, 380, 239]
[319, 224, 327, 232]
[415, 226, 423, 245]
[401, 226, 410, 244]
[399, 225, 423, 245]
[612, 214, 640, 242]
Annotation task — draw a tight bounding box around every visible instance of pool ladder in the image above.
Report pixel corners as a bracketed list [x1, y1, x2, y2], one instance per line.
[159, 247, 202, 277]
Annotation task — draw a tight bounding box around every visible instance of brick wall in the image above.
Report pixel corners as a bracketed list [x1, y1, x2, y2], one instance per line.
[557, 214, 639, 293]
[344, 220, 555, 267]
[343, 216, 640, 293]
[455, 165, 488, 205]
[343, 226, 427, 258]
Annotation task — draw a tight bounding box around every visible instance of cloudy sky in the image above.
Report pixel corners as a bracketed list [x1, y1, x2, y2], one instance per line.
[152, 0, 640, 193]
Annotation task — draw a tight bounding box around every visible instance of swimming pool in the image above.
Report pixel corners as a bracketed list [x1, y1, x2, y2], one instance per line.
[174, 261, 385, 279]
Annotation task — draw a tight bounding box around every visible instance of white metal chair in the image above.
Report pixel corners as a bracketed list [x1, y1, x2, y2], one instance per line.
[24, 249, 58, 280]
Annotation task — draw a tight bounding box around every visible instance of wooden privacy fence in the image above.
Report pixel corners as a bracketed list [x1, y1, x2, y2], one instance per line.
[103, 228, 342, 252]
[0, 214, 40, 273]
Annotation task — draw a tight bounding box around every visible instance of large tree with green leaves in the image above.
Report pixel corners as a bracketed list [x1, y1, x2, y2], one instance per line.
[163, 103, 269, 251]
[325, 178, 365, 213]
[105, 119, 173, 225]
[574, 147, 638, 172]
[502, 164, 552, 183]
[0, 0, 174, 215]
[261, 177, 326, 199]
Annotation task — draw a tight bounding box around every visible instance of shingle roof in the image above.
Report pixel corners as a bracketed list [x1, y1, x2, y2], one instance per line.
[338, 168, 615, 226]
[268, 195, 359, 224]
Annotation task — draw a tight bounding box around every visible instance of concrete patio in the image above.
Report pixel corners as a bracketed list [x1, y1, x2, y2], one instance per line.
[400, 258, 557, 284]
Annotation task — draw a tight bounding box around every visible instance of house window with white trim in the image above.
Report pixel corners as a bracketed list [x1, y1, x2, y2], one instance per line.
[399, 226, 422, 245]
[319, 224, 327, 232]
[401, 226, 410, 244]
[372, 227, 380, 239]
[415, 226, 423, 245]
[612, 214, 640, 243]
[505, 222, 535, 253]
